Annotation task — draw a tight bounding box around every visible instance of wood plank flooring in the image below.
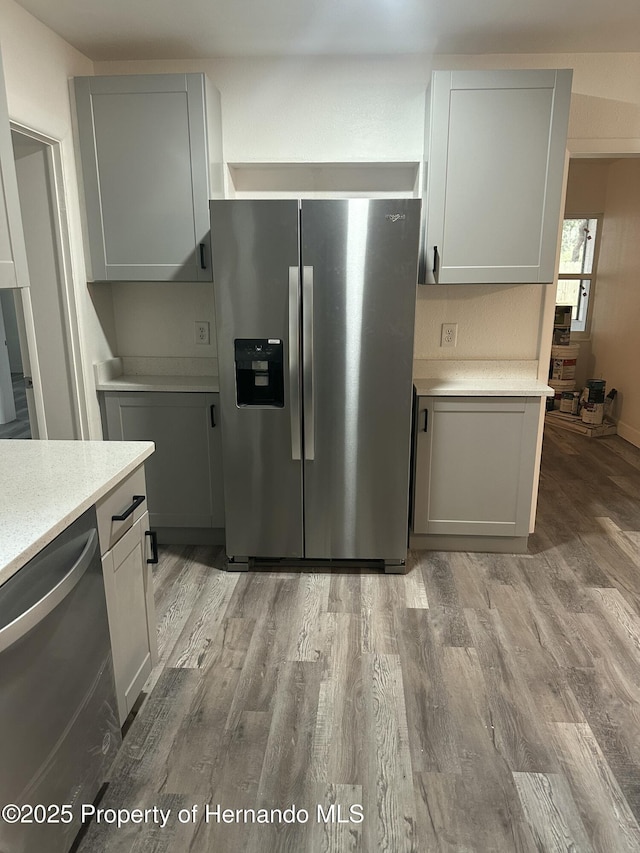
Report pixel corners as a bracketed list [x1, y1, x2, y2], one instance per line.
[77, 426, 640, 852]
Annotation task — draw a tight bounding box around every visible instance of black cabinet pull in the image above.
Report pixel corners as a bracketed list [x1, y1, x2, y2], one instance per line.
[145, 530, 159, 564]
[423, 410, 429, 432]
[199, 243, 207, 269]
[433, 246, 439, 278]
[210, 404, 216, 427]
[111, 494, 146, 522]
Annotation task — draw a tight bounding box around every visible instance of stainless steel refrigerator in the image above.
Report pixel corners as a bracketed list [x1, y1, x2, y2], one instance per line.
[210, 198, 420, 568]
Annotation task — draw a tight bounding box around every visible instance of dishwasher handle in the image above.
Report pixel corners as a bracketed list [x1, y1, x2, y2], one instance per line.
[0, 529, 99, 654]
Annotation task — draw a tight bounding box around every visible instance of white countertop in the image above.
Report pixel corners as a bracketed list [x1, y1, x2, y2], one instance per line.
[96, 374, 219, 393]
[0, 440, 154, 586]
[94, 358, 219, 392]
[414, 378, 554, 396]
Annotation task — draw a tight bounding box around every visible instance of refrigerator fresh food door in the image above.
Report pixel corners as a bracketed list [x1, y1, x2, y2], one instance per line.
[301, 199, 420, 562]
[211, 200, 304, 559]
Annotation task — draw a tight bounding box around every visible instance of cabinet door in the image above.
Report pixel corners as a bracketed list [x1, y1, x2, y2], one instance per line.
[423, 69, 572, 284]
[74, 74, 212, 282]
[0, 51, 28, 289]
[102, 511, 158, 726]
[103, 391, 224, 528]
[413, 396, 539, 536]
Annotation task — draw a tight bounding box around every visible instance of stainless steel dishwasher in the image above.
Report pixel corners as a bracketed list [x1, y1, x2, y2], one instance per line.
[0, 507, 122, 853]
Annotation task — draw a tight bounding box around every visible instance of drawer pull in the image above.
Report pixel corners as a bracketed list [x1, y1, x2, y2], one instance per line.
[145, 530, 159, 564]
[111, 494, 146, 522]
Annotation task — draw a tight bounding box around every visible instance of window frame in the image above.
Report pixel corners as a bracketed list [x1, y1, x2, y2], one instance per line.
[556, 212, 603, 339]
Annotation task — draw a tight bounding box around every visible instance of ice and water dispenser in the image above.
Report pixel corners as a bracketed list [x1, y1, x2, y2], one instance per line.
[234, 339, 284, 407]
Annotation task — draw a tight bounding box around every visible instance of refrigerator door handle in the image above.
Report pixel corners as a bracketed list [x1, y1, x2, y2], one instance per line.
[302, 265, 315, 460]
[289, 265, 302, 461]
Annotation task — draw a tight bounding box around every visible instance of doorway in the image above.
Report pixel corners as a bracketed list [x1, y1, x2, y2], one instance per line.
[545, 156, 640, 447]
[0, 126, 87, 439]
[0, 289, 30, 438]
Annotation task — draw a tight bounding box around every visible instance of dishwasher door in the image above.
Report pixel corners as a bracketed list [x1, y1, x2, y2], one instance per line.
[0, 507, 121, 853]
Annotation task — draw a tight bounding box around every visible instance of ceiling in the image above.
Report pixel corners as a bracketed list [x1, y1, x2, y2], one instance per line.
[13, 0, 640, 61]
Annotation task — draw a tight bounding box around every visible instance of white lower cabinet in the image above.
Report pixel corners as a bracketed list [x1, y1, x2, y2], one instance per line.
[413, 396, 540, 538]
[101, 509, 158, 726]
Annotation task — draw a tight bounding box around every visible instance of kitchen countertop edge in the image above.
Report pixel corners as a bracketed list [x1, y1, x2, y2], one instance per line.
[0, 440, 155, 587]
[414, 379, 554, 396]
[96, 374, 220, 393]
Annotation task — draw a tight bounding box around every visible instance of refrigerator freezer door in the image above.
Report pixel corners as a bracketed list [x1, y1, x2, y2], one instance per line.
[301, 199, 420, 561]
[211, 200, 304, 559]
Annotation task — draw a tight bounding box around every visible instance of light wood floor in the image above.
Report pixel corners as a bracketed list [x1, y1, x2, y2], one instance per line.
[78, 425, 640, 852]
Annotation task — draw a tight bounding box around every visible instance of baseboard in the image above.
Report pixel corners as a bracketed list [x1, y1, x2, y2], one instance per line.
[617, 420, 640, 449]
[155, 527, 225, 546]
[410, 533, 529, 554]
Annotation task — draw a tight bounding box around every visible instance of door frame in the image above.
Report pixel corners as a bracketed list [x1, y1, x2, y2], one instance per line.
[10, 122, 89, 439]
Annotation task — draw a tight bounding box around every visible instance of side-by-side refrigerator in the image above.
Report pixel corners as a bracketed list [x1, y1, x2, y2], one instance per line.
[210, 198, 420, 568]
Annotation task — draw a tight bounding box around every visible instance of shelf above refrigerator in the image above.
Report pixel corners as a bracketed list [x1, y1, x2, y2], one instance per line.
[225, 161, 421, 199]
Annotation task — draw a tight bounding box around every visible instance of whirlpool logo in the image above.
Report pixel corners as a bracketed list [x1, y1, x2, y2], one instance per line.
[385, 214, 406, 222]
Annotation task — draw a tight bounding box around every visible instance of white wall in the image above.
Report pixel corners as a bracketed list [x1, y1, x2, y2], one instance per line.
[590, 159, 640, 446]
[94, 56, 430, 164]
[3, 0, 640, 436]
[94, 52, 640, 385]
[565, 159, 610, 213]
[0, 0, 110, 437]
[110, 281, 217, 374]
[94, 52, 640, 161]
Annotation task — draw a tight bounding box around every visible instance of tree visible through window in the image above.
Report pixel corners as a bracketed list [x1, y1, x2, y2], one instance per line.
[556, 216, 601, 334]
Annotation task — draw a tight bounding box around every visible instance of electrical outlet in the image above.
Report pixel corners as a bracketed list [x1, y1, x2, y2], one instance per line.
[441, 323, 458, 347]
[195, 321, 210, 345]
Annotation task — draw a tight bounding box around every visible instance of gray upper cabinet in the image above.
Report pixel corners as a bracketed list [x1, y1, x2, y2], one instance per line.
[420, 69, 572, 285]
[103, 391, 224, 529]
[0, 51, 28, 289]
[74, 73, 220, 282]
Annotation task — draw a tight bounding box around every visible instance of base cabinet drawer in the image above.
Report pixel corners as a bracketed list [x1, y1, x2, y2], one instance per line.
[102, 510, 158, 726]
[95, 464, 148, 554]
[413, 396, 541, 537]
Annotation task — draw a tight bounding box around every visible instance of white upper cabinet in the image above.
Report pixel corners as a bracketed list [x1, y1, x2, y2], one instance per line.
[420, 69, 572, 285]
[74, 73, 221, 282]
[0, 52, 29, 289]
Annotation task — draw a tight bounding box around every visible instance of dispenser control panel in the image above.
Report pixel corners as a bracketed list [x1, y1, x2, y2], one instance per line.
[234, 339, 284, 407]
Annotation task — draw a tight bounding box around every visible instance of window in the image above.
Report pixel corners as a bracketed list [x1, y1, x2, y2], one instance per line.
[556, 216, 601, 335]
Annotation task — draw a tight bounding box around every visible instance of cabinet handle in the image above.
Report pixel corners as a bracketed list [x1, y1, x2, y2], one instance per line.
[433, 246, 439, 278]
[111, 494, 146, 521]
[199, 243, 207, 269]
[210, 404, 216, 427]
[145, 530, 159, 564]
[423, 409, 429, 432]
